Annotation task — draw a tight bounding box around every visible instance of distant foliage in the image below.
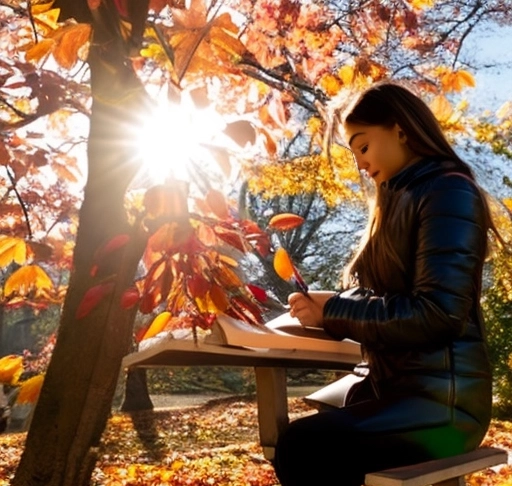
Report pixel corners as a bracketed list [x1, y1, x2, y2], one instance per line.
[482, 251, 512, 419]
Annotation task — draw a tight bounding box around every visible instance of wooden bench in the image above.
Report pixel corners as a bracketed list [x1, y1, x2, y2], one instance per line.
[365, 446, 508, 486]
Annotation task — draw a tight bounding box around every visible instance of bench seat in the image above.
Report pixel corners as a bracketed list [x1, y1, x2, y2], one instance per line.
[365, 446, 507, 486]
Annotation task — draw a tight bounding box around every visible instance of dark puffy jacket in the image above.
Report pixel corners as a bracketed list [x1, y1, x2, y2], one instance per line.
[323, 157, 492, 443]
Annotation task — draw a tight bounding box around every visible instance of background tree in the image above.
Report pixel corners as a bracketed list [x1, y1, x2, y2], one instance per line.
[0, 0, 510, 485]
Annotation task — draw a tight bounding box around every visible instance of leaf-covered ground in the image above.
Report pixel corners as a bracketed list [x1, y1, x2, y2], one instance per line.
[0, 396, 511, 485]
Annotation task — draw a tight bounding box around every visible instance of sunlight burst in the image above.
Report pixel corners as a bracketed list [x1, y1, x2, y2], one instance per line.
[136, 95, 225, 183]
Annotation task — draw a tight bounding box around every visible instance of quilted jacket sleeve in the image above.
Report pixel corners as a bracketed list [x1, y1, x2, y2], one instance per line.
[323, 175, 488, 350]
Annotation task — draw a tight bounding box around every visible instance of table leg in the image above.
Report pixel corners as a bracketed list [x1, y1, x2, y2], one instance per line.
[254, 367, 289, 461]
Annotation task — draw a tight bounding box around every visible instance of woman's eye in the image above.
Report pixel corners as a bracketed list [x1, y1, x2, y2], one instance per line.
[360, 145, 368, 154]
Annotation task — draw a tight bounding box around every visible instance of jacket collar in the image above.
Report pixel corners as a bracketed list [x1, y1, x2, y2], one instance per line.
[382, 156, 461, 191]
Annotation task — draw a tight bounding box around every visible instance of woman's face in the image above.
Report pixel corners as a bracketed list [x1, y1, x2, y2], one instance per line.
[344, 122, 418, 185]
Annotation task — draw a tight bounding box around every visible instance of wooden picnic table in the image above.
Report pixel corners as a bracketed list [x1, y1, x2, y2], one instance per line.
[122, 335, 362, 460]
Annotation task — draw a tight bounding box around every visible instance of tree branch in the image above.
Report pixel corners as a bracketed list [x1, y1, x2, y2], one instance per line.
[6, 167, 32, 239]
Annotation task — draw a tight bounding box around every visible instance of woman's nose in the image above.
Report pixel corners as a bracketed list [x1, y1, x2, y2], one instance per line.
[355, 156, 368, 171]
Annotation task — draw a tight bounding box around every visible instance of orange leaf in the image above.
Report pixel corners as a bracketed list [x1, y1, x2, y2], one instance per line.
[0, 355, 23, 385]
[0, 143, 9, 165]
[144, 184, 189, 219]
[16, 374, 45, 404]
[273, 247, 295, 281]
[213, 263, 243, 288]
[268, 213, 305, 231]
[258, 127, 278, 156]
[25, 39, 55, 64]
[4, 265, 53, 297]
[121, 287, 140, 309]
[196, 222, 217, 247]
[430, 95, 453, 123]
[205, 189, 230, 219]
[76, 282, 115, 319]
[209, 284, 230, 313]
[53, 24, 92, 69]
[142, 311, 172, 340]
[171, 0, 207, 30]
[440, 69, 476, 93]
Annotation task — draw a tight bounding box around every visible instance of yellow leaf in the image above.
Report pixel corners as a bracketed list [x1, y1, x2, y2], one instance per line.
[31, 0, 56, 15]
[430, 95, 453, 122]
[408, 0, 435, 9]
[307, 116, 323, 137]
[319, 73, 343, 96]
[0, 355, 23, 385]
[503, 198, 512, 212]
[4, 265, 54, 297]
[142, 312, 172, 340]
[16, 374, 45, 404]
[33, 7, 60, 30]
[337, 65, 355, 85]
[497, 102, 512, 120]
[0, 236, 29, 268]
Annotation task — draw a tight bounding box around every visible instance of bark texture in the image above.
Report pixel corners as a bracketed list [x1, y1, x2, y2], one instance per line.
[12, 1, 152, 484]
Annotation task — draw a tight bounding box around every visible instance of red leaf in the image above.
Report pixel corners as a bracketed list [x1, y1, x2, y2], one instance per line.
[91, 234, 130, 276]
[135, 325, 149, 343]
[187, 274, 210, 299]
[214, 226, 249, 253]
[121, 287, 140, 309]
[268, 213, 304, 231]
[228, 295, 263, 324]
[76, 282, 115, 319]
[247, 284, 268, 303]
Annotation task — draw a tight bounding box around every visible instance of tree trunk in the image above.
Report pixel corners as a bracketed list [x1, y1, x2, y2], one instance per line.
[12, 4, 153, 485]
[121, 368, 154, 411]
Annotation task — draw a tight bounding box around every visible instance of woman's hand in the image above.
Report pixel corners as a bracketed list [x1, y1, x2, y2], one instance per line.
[288, 291, 337, 328]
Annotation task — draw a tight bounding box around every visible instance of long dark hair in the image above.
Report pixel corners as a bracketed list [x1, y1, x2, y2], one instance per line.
[344, 81, 473, 176]
[339, 81, 501, 289]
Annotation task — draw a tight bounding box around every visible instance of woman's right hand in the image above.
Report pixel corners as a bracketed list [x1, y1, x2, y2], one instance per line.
[288, 291, 336, 328]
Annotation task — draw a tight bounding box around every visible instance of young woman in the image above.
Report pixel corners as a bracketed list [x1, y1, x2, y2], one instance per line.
[273, 81, 497, 486]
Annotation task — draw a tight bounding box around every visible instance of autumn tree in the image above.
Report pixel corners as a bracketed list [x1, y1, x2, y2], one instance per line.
[0, 0, 511, 485]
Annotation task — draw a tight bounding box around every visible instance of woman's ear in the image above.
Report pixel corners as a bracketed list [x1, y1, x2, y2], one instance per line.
[395, 124, 407, 144]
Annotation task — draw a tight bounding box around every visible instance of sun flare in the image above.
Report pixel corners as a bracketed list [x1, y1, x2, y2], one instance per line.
[135, 95, 226, 184]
